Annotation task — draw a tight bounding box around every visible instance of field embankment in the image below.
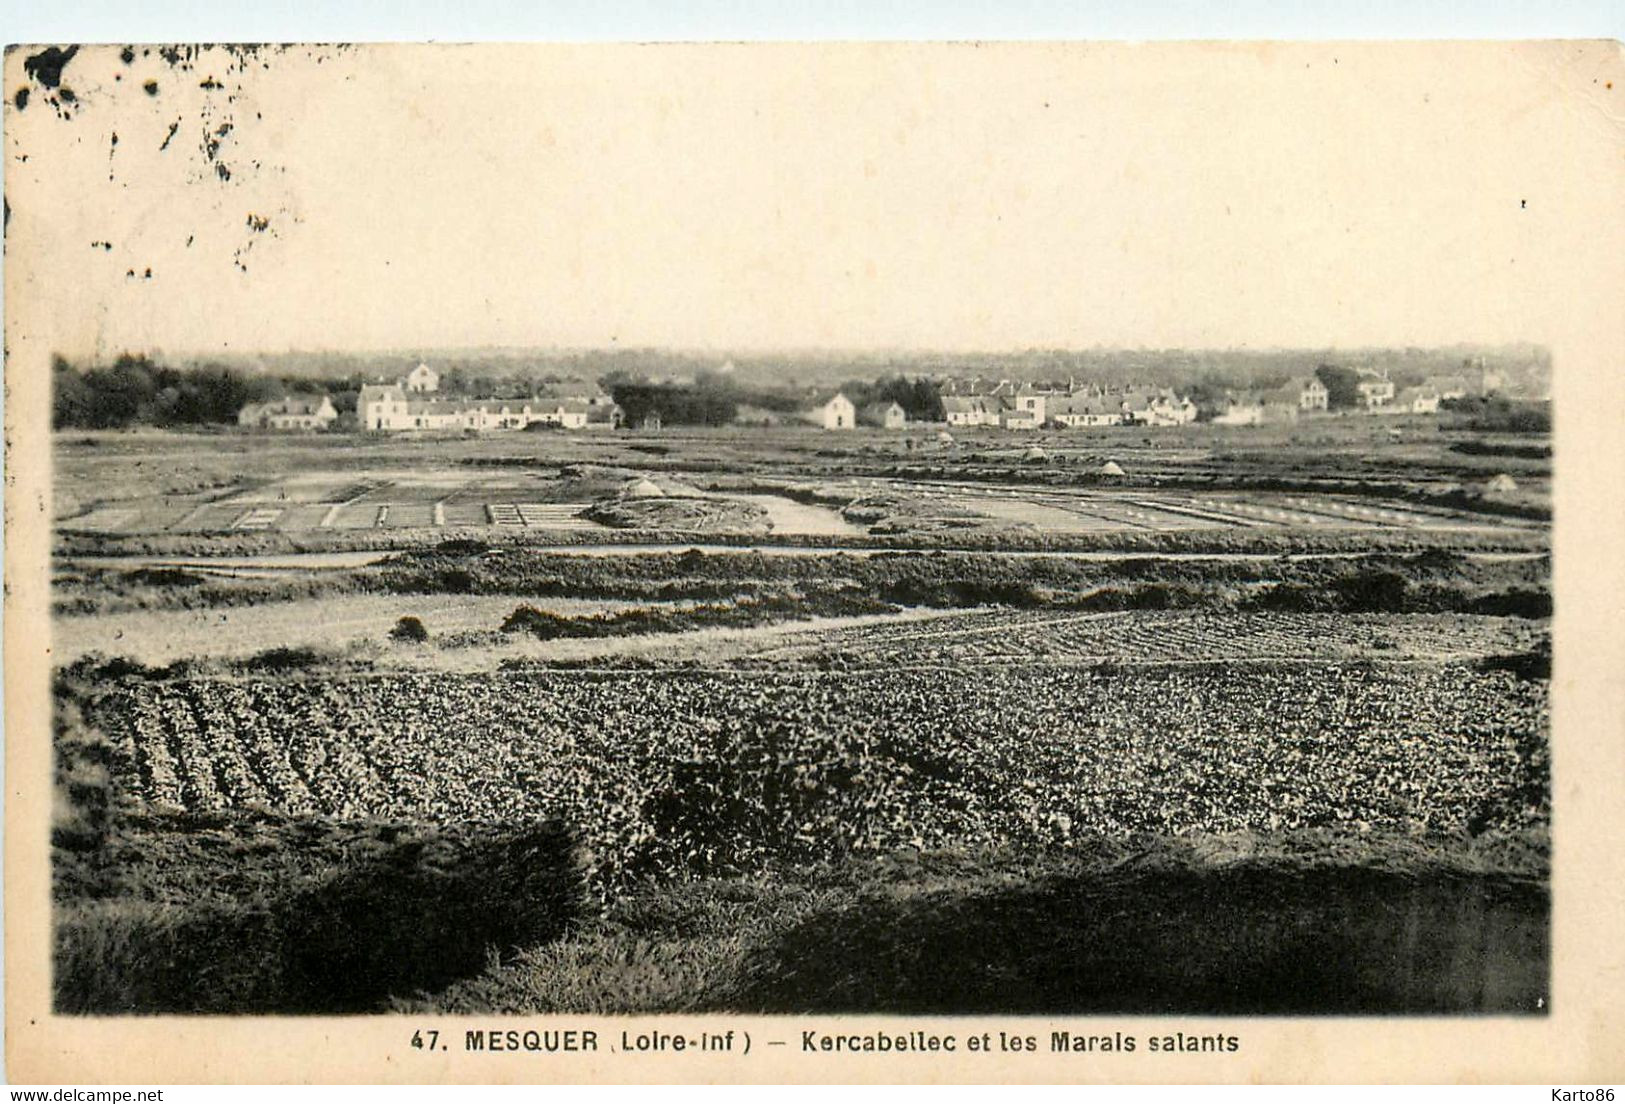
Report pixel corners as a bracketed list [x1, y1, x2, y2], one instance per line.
[413, 833, 1547, 1015]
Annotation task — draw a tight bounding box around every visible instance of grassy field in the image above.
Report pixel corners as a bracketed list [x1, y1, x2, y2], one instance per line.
[49, 421, 1553, 1014]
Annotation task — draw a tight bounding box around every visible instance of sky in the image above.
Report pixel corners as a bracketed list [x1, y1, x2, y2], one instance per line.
[5, 41, 1622, 358]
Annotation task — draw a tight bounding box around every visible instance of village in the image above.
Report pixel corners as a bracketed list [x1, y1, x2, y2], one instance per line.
[235, 358, 1516, 435]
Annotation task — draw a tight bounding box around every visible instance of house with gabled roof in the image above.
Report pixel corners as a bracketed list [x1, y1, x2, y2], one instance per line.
[1391, 386, 1440, 414]
[1356, 368, 1395, 410]
[238, 394, 339, 431]
[1121, 387, 1197, 426]
[1048, 394, 1123, 427]
[802, 390, 856, 430]
[1212, 393, 1267, 426]
[941, 396, 1003, 427]
[859, 401, 907, 429]
[1423, 374, 1470, 401]
[404, 362, 440, 393]
[1275, 375, 1329, 412]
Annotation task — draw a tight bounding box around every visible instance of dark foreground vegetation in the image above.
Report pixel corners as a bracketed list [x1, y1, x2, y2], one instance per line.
[416, 835, 1546, 1015]
[56, 802, 1548, 1015]
[55, 815, 580, 1014]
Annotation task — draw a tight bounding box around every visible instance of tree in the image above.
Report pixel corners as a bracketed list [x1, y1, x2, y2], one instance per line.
[52, 356, 96, 428]
[1314, 363, 1362, 410]
[52, 353, 289, 428]
[1183, 376, 1228, 422]
[390, 616, 429, 642]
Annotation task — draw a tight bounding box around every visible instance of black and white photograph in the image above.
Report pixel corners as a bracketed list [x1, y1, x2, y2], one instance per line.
[4, 37, 1621, 1085]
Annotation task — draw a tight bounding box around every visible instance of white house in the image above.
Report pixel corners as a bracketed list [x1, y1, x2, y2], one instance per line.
[941, 396, 1003, 427]
[404, 363, 440, 393]
[357, 387, 592, 432]
[859, 401, 907, 429]
[1048, 395, 1122, 428]
[1212, 394, 1266, 426]
[1278, 376, 1329, 412]
[237, 395, 339, 431]
[358, 384, 412, 430]
[803, 391, 856, 430]
[1391, 386, 1441, 415]
[1357, 370, 1395, 410]
[1424, 374, 1470, 401]
[1012, 386, 1049, 426]
[999, 406, 1042, 430]
[1122, 387, 1198, 426]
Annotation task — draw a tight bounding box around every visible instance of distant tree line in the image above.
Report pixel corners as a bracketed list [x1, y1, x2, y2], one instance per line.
[52, 354, 356, 430]
[835, 376, 946, 423]
[1444, 395, 1550, 434]
[606, 372, 947, 427]
[606, 381, 741, 427]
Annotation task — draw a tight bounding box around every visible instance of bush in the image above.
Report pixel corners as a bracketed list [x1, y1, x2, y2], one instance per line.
[1245, 584, 1337, 613]
[1331, 570, 1412, 613]
[1449, 440, 1551, 460]
[390, 616, 429, 643]
[1478, 648, 1551, 681]
[236, 646, 327, 673]
[502, 605, 578, 639]
[55, 820, 584, 1014]
[120, 567, 206, 588]
[438, 568, 477, 594]
[1468, 589, 1553, 619]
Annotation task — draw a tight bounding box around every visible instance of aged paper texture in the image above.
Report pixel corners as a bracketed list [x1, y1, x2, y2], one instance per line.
[5, 41, 1623, 1083]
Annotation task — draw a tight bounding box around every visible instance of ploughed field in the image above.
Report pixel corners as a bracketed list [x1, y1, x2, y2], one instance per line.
[94, 662, 1548, 891]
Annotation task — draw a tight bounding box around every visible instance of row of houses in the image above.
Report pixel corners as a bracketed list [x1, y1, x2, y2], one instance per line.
[240, 364, 625, 433]
[358, 362, 623, 431]
[802, 393, 907, 430]
[937, 369, 1455, 431]
[1207, 374, 1441, 425]
[356, 386, 621, 432]
[943, 386, 1201, 429]
[237, 395, 340, 431]
[239, 361, 1489, 435]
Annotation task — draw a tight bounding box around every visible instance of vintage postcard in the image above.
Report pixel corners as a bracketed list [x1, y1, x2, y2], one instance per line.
[4, 41, 1623, 1085]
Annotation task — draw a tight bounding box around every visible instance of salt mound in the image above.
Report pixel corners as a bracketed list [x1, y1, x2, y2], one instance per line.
[1100, 460, 1125, 476]
[1022, 446, 1048, 461]
[1485, 473, 1519, 494]
[622, 478, 665, 498]
[936, 431, 956, 444]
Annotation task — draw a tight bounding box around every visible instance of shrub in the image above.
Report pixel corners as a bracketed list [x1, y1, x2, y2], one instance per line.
[502, 605, 578, 639]
[120, 567, 206, 588]
[236, 646, 326, 673]
[54, 820, 584, 1014]
[1331, 570, 1412, 613]
[1468, 589, 1553, 619]
[1478, 648, 1551, 681]
[438, 568, 477, 593]
[1449, 440, 1551, 460]
[1245, 584, 1337, 613]
[390, 616, 429, 643]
